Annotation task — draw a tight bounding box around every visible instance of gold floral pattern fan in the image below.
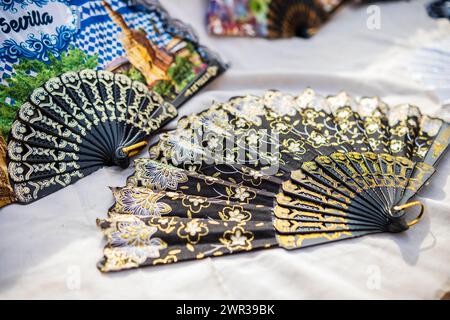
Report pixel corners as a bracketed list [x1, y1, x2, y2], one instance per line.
[97, 89, 450, 272]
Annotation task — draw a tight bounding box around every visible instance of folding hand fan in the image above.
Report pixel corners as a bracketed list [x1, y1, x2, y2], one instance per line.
[97, 89, 450, 272]
[207, 0, 344, 38]
[426, 0, 450, 20]
[0, 0, 227, 143]
[5, 69, 177, 205]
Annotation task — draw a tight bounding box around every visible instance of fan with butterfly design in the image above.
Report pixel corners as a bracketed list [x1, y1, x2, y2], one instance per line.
[97, 89, 450, 272]
[2, 69, 177, 206]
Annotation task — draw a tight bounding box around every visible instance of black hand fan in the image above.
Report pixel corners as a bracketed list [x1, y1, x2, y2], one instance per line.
[267, 0, 330, 38]
[5, 69, 177, 205]
[97, 89, 450, 272]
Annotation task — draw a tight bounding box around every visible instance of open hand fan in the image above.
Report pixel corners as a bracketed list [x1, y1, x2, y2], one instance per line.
[5, 69, 177, 205]
[266, 0, 331, 38]
[207, 0, 343, 38]
[97, 89, 450, 272]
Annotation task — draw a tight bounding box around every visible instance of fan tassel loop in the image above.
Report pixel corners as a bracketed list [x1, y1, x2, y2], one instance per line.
[394, 201, 425, 228]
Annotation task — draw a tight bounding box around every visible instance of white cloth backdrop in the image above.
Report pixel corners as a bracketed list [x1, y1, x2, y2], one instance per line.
[1, 0, 449, 299]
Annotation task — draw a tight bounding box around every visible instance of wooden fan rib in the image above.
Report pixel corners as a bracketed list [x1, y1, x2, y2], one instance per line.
[276, 192, 385, 226]
[276, 230, 380, 250]
[11, 164, 101, 204]
[8, 158, 103, 184]
[9, 119, 106, 162]
[273, 205, 381, 227]
[281, 179, 384, 221]
[388, 104, 421, 159]
[78, 69, 116, 152]
[108, 185, 273, 222]
[30, 86, 112, 161]
[330, 152, 391, 214]
[346, 151, 393, 210]
[273, 218, 381, 235]
[128, 158, 276, 206]
[60, 72, 113, 157]
[421, 121, 450, 166]
[314, 156, 390, 221]
[7, 137, 104, 165]
[96, 70, 120, 148]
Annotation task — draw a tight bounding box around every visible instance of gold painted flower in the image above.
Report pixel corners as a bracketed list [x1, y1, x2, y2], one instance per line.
[390, 139, 404, 153]
[220, 226, 254, 251]
[207, 136, 220, 150]
[149, 217, 178, 233]
[182, 196, 210, 213]
[219, 205, 252, 222]
[365, 119, 380, 134]
[309, 131, 327, 147]
[100, 247, 140, 272]
[302, 109, 319, 124]
[177, 219, 209, 244]
[335, 107, 351, 120]
[265, 93, 297, 116]
[234, 118, 248, 128]
[271, 120, 290, 134]
[247, 132, 259, 145]
[391, 125, 409, 137]
[283, 138, 306, 154]
[233, 187, 255, 203]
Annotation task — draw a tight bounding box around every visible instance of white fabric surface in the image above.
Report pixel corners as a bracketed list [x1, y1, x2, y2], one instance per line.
[1, 0, 450, 299]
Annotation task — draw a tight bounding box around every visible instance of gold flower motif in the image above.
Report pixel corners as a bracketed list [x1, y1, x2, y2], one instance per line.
[283, 138, 306, 154]
[182, 196, 210, 213]
[149, 217, 178, 233]
[390, 139, 404, 153]
[365, 119, 380, 134]
[391, 125, 409, 137]
[219, 205, 252, 222]
[301, 108, 319, 126]
[247, 133, 259, 145]
[270, 120, 290, 134]
[308, 131, 327, 147]
[336, 107, 351, 120]
[232, 187, 255, 203]
[177, 219, 209, 244]
[220, 226, 254, 251]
